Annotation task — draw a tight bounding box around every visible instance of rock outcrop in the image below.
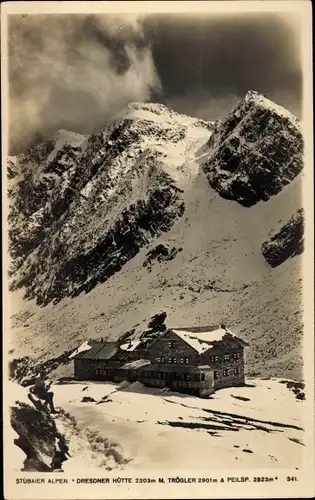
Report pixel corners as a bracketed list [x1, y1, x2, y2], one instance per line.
[261, 209, 304, 267]
[143, 244, 183, 271]
[202, 91, 303, 207]
[11, 402, 58, 471]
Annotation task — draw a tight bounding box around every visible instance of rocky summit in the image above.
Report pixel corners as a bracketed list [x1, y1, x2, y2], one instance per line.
[203, 91, 303, 207]
[8, 92, 305, 379]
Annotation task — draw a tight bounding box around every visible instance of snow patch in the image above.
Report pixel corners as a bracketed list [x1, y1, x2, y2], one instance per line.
[69, 341, 92, 359]
[120, 340, 142, 351]
[172, 327, 234, 354]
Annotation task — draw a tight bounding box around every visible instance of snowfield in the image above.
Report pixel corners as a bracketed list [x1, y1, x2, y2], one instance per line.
[47, 378, 304, 472]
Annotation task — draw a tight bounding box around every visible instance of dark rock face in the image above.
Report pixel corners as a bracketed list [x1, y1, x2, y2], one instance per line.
[261, 209, 304, 267]
[143, 244, 182, 271]
[147, 312, 167, 333]
[8, 140, 85, 272]
[11, 403, 57, 471]
[202, 91, 303, 207]
[8, 104, 197, 306]
[12, 176, 184, 306]
[11, 402, 71, 472]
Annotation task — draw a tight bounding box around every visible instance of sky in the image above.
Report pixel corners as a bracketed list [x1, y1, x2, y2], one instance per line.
[8, 12, 302, 154]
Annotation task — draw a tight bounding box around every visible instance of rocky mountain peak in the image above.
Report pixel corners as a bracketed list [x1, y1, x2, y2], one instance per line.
[126, 102, 171, 115]
[243, 90, 300, 127]
[202, 90, 303, 207]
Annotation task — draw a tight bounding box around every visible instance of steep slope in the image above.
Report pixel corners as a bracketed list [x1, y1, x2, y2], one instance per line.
[8, 130, 87, 272]
[9, 104, 213, 305]
[8, 93, 304, 379]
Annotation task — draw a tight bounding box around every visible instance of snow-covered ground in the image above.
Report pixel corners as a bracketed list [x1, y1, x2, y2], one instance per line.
[49, 378, 304, 472]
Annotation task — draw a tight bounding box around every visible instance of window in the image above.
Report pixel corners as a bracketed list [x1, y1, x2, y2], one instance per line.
[162, 372, 166, 379]
[184, 357, 189, 364]
[157, 357, 165, 363]
[215, 356, 219, 362]
[224, 354, 230, 361]
[168, 340, 176, 348]
[234, 367, 240, 375]
[236, 352, 240, 359]
[158, 373, 162, 379]
[223, 369, 230, 377]
[169, 357, 172, 363]
[210, 355, 215, 362]
[233, 353, 237, 360]
[214, 371, 218, 379]
[169, 357, 177, 364]
[173, 357, 177, 364]
[201, 373, 205, 382]
[180, 358, 184, 364]
[184, 374, 190, 381]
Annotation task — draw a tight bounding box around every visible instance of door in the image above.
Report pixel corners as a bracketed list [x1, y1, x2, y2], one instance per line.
[199, 371, 215, 397]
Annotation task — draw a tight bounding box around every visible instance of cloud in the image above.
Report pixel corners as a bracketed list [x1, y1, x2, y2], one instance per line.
[165, 90, 242, 122]
[8, 14, 161, 153]
[166, 88, 302, 124]
[8, 12, 303, 154]
[146, 13, 302, 121]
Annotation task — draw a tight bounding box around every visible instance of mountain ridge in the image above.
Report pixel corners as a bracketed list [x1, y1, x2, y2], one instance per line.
[8, 91, 304, 379]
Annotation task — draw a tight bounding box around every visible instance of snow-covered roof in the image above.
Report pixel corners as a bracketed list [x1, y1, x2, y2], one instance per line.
[121, 359, 150, 370]
[73, 342, 118, 360]
[170, 326, 247, 354]
[120, 340, 142, 352]
[69, 341, 92, 359]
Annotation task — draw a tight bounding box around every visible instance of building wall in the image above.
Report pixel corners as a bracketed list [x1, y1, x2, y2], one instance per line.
[74, 359, 95, 380]
[74, 360, 214, 397]
[149, 330, 200, 366]
[74, 358, 121, 380]
[137, 368, 214, 397]
[200, 347, 245, 389]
